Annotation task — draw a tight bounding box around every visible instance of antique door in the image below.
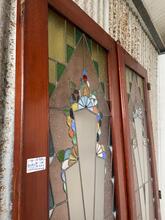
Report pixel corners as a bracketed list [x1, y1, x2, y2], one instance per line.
[48, 9, 114, 220]
[13, 1, 129, 220]
[117, 45, 161, 220]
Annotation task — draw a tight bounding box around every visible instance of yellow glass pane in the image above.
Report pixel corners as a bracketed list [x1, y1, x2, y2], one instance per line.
[49, 59, 56, 84]
[66, 22, 75, 47]
[126, 67, 132, 94]
[48, 9, 65, 63]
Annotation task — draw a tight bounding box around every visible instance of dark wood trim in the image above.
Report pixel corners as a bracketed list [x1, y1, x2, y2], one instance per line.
[12, 1, 24, 219]
[108, 43, 128, 220]
[143, 76, 161, 220]
[117, 44, 137, 220]
[117, 43, 161, 220]
[13, 0, 129, 219]
[14, 1, 49, 220]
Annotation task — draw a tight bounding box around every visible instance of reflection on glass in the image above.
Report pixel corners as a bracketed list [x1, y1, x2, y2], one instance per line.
[126, 67, 155, 220]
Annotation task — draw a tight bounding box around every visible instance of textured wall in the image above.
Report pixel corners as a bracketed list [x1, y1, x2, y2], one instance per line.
[0, 0, 17, 219]
[73, 0, 158, 146]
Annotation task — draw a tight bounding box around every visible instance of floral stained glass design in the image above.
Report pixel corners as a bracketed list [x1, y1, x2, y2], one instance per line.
[126, 67, 155, 220]
[48, 9, 114, 220]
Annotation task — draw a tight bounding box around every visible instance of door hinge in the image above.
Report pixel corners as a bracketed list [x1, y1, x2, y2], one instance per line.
[147, 82, 151, 91]
[158, 190, 162, 199]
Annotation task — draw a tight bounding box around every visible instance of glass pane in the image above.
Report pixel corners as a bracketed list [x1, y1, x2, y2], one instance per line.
[48, 9, 114, 220]
[125, 67, 155, 220]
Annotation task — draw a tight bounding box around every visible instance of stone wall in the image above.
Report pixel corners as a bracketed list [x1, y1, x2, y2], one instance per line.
[0, 0, 17, 219]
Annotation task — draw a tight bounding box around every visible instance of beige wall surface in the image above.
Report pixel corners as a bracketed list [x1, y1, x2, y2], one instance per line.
[73, 0, 158, 148]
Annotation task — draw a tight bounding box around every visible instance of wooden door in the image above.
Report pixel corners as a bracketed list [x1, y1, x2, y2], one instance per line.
[13, 1, 128, 220]
[117, 44, 161, 220]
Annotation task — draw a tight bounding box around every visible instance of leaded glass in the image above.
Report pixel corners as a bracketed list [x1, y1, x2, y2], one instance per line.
[126, 67, 155, 220]
[48, 9, 114, 220]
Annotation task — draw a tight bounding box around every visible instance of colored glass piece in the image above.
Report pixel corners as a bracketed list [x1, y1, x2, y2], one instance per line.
[49, 130, 55, 157]
[67, 45, 74, 62]
[71, 103, 78, 111]
[48, 9, 65, 62]
[57, 150, 65, 162]
[64, 149, 72, 160]
[70, 108, 74, 119]
[72, 135, 77, 145]
[68, 128, 74, 138]
[93, 60, 99, 77]
[49, 83, 55, 97]
[83, 75, 88, 82]
[66, 22, 75, 47]
[56, 63, 65, 81]
[67, 116, 72, 127]
[82, 68, 87, 76]
[71, 120, 76, 132]
[87, 37, 92, 52]
[76, 28, 83, 43]
[49, 182, 55, 211]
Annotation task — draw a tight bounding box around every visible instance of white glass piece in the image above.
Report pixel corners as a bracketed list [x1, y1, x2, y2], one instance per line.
[139, 187, 146, 220]
[95, 157, 105, 220]
[134, 116, 145, 183]
[65, 163, 85, 220]
[134, 147, 143, 187]
[145, 183, 150, 220]
[74, 108, 98, 220]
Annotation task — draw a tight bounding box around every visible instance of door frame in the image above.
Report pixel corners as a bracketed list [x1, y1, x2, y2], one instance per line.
[117, 43, 161, 220]
[13, 0, 136, 220]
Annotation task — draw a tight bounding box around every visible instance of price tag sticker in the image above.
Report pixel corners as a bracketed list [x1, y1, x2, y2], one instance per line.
[26, 157, 46, 173]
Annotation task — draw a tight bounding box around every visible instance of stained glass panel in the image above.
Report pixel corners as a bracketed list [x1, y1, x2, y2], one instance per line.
[48, 9, 114, 220]
[126, 67, 155, 220]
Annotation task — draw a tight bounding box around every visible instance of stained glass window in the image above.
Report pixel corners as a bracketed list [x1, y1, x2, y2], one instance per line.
[126, 67, 155, 220]
[48, 9, 114, 220]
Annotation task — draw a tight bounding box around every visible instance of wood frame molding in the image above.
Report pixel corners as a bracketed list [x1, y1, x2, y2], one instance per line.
[117, 43, 161, 220]
[13, 0, 132, 220]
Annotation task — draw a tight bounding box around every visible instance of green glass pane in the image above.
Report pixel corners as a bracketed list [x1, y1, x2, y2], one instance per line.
[57, 63, 65, 81]
[49, 83, 55, 97]
[57, 150, 65, 162]
[87, 37, 92, 53]
[67, 45, 74, 62]
[76, 28, 83, 44]
[93, 60, 99, 77]
[49, 182, 55, 210]
[100, 82, 105, 94]
[72, 135, 77, 145]
[49, 130, 55, 157]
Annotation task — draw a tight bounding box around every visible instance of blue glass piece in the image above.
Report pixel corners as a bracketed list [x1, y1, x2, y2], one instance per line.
[83, 68, 87, 76]
[71, 120, 76, 132]
[96, 113, 101, 122]
[102, 152, 106, 159]
[61, 170, 66, 182]
[64, 149, 71, 160]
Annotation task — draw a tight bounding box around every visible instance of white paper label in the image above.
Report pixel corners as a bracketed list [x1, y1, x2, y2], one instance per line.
[26, 157, 46, 173]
